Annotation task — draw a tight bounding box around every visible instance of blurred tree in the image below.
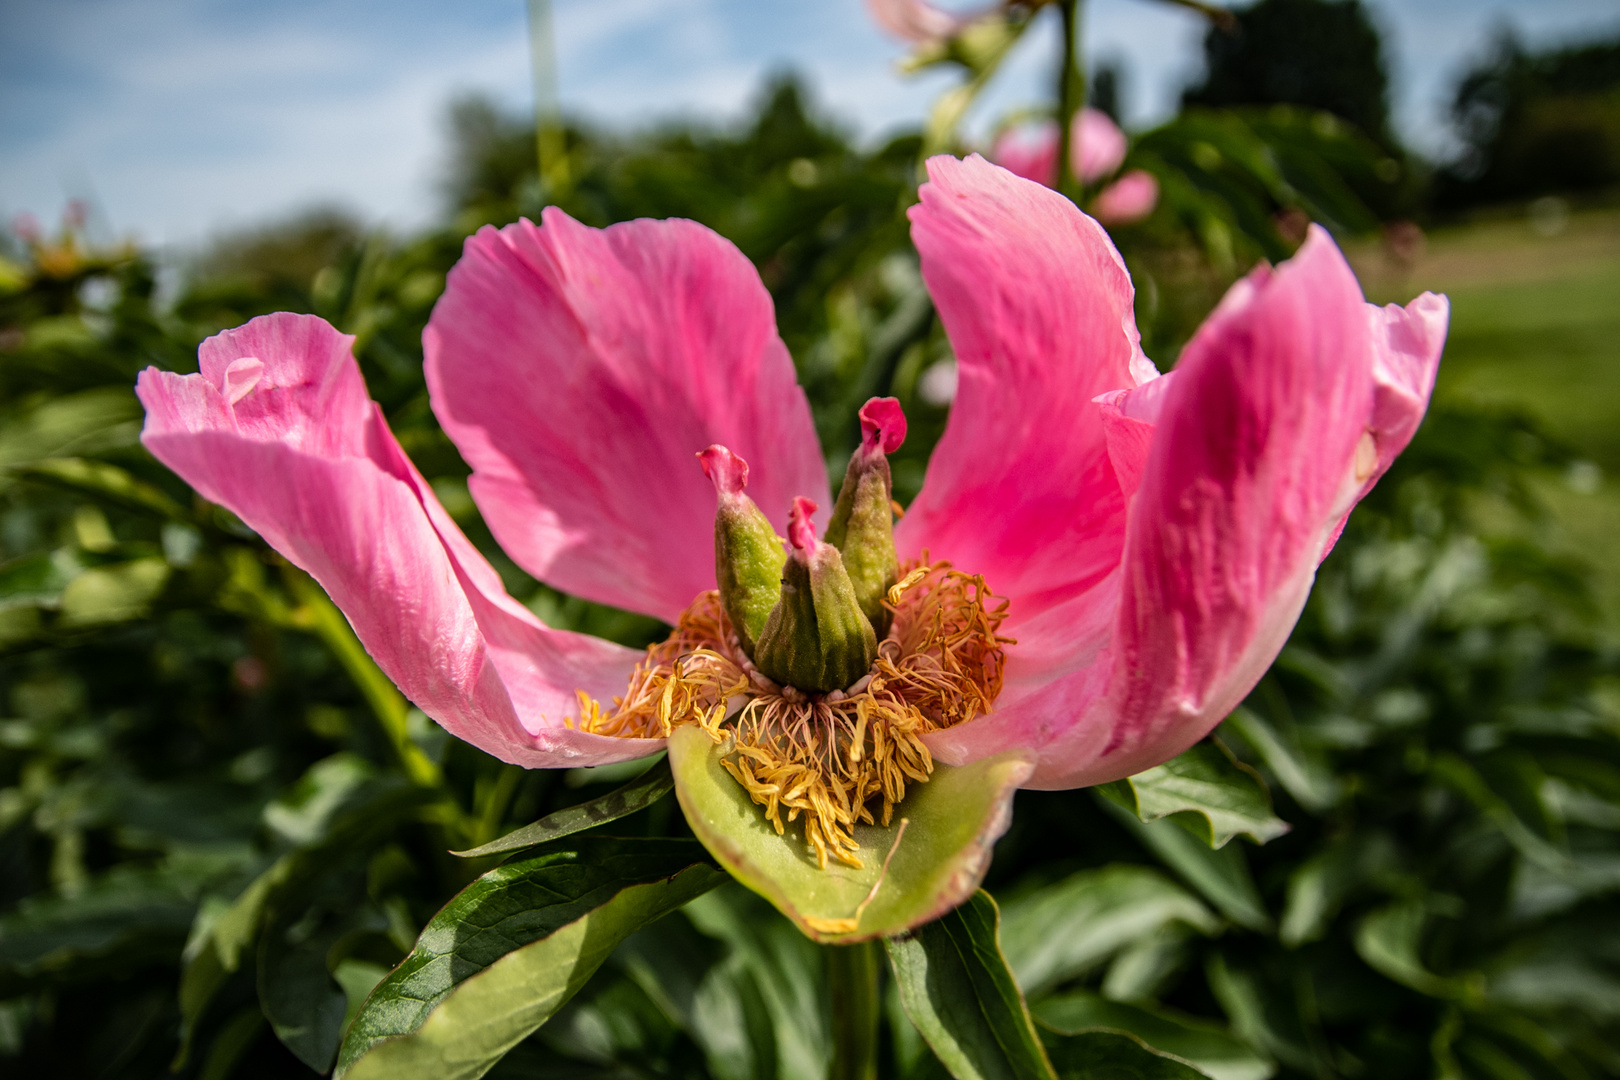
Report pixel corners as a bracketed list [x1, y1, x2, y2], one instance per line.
[1088, 60, 1123, 122]
[1441, 30, 1620, 206]
[1182, 0, 1395, 150]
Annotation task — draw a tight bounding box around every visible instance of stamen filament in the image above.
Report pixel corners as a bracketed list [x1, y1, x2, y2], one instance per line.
[576, 560, 1009, 869]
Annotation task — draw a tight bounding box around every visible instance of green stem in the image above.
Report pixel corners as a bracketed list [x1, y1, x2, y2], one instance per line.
[1054, 0, 1086, 203]
[283, 569, 444, 790]
[527, 0, 570, 195]
[471, 764, 524, 847]
[828, 941, 881, 1080]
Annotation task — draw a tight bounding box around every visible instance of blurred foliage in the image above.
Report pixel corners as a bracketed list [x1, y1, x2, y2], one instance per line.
[1440, 31, 1620, 207]
[1182, 0, 1395, 152]
[1, 70, 1617, 1080]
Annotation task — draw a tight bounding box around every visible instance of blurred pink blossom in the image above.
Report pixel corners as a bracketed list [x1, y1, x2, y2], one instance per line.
[991, 108, 1158, 223]
[864, 0, 988, 43]
[990, 108, 1128, 186]
[1092, 169, 1160, 225]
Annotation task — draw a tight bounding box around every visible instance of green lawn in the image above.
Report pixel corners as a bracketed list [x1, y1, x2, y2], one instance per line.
[1353, 206, 1620, 620]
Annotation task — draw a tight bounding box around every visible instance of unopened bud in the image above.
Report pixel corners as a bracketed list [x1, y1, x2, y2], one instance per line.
[824, 398, 906, 637]
[700, 445, 786, 657]
[754, 497, 878, 694]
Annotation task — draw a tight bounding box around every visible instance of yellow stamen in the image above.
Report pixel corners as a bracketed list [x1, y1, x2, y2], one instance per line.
[576, 560, 1010, 869]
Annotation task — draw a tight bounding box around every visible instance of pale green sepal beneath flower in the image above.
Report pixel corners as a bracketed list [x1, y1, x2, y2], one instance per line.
[667, 724, 1034, 943]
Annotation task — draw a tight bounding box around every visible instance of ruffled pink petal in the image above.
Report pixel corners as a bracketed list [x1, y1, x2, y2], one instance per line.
[1363, 293, 1449, 491]
[138, 313, 658, 769]
[1092, 169, 1159, 225]
[900, 155, 1151, 681]
[865, 0, 974, 42]
[425, 209, 826, 624]
[1094, 371, 1177, 501]
[933, 226, 1441, 788]
[1074, 108, 1128, 184]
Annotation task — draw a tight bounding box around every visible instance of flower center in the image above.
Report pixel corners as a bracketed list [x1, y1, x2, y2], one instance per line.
[574, 559, 1011, 868]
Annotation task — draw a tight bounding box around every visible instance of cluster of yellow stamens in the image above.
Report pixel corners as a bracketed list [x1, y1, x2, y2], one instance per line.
[575, 560, 1012, 868]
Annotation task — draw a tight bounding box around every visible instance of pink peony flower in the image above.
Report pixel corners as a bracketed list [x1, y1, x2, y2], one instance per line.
[136, 155, 1446, 938]
[865, 0, 986, 43]
[991, 108, 1129, 188]
[1092, 168, 1160, 225]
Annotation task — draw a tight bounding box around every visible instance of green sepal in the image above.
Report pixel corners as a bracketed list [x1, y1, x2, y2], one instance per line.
[753, 541, 877, 694]
[714, 495, 786, 657]
[825, 461, 899, 638]
[667, 724, 1034, 943]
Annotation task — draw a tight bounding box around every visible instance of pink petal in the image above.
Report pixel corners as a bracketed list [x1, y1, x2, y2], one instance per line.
[1092, 169, 1160, 225]
[865, 0, 973, 42]
[935, 226, 1440, 788]
[138, 313, 658, 769]
[1073, 108, 1128, 184]
[900, 155, 1151, 686]
[1093, 370, 1177, 502]
[425, 209, 827, 624]
[1364, 292, 1449, 490]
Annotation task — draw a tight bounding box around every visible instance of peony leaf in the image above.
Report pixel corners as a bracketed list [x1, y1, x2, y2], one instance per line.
[1097, 796, 1274, 933]
[335, 836, 724, 1079]
[885, 891, 1057, 1080]
[1041, 1028, 1214, 1080]
[1034, 990, 1272, 1080]
[1353, 899, 1463, 999]
[999, 866, 1221, 998]
[1098, 742, 1289, 849]
[448, 756, 673, 858]
[667, 724, 1032, 943]
[15, 457, 188, 520]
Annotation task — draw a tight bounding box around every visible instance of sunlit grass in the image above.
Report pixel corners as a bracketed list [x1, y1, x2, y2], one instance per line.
[1355, 205, 1620, 622]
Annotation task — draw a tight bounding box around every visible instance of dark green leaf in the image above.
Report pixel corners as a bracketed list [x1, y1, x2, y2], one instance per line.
[15, 457, 187, 519]
[1098, 743, 1289, 849]
[336, 836, 724, 1079]
[1034, 990, 1272, 1080]
[684, 884, 830, 1080]
[1098, 796, 1273, 933]
[1041, 1029, 1213, 1080]
[256, 900, 384, 1072]
[1220, 707, 1339, 814]
[0, 865, 195, 995]
[1000, 866, 1220, 997]
[884, 891, 1057, 1080]
[1278, 834, 1397, 948]
[177, 758, 428, 1066]
[449, 756, 673, 858]
[1203, 955, 1321, 1074]
[1354, 900, 1463, 998]
[689, 954, 779, 1080]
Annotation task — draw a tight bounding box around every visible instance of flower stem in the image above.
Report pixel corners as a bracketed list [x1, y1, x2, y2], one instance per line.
[283, 568, 444, 790]
[827, 940, 881, 1080]
[526, 0, 570, 196]
[1055, 0, 1086, 202]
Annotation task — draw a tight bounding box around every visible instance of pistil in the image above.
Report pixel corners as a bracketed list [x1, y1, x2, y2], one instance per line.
[574, 400, 1013, 868]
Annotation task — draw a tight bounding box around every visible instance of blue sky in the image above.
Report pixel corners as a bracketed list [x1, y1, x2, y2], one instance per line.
[2, 0, 1616, 250]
